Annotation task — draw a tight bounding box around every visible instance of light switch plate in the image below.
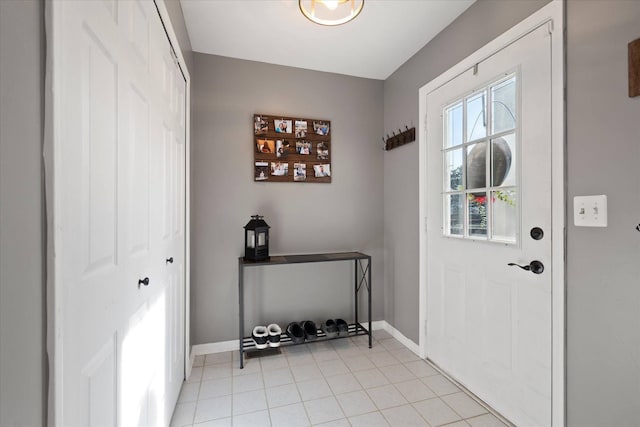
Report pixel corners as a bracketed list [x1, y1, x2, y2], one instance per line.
[574, 195, 607, 227]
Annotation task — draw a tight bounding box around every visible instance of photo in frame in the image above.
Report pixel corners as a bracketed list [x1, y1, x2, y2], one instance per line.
[313, 164, 331, 177]
[255, 162, 269, 181]
[276, 140, 291, 158]
[294, 163, 306, 181]
[313, 121, 330, 136]
[296, 141, 312, 155]
[271, 162, 289, 176]
[317, 141, 329, 160]
[254, 116, 268, 134]
[295, 120, 308, 138]
[256, 138, 275, 154]
[274, 119, 292, 134]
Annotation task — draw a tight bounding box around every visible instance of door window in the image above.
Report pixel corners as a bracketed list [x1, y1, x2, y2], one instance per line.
[442, 74, 518, 243]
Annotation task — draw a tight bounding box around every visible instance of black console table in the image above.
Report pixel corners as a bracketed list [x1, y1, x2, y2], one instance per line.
[238, 252, 372, 368]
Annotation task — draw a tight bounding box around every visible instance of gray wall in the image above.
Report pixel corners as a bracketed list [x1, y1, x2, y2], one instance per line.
[382, 0, 550, 343]
[0, 0, 46, 426]
[191, 54, 384, 344]
[566, 1, 640, 425]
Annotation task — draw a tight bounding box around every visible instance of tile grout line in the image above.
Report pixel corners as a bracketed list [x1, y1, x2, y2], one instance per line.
[423, 358, 515, 427]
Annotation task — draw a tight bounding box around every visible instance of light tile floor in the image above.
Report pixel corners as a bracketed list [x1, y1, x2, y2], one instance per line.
[171, 330, 510, 427]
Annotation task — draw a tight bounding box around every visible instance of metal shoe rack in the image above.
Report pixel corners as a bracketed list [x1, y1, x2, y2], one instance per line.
[238, 252, 372, 368]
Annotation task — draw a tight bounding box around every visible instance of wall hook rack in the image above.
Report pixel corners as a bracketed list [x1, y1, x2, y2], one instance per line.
[384, 126, 415, 151]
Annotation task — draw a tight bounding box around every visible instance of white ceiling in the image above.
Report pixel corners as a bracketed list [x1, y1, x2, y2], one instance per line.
[180, 0, 475, 80]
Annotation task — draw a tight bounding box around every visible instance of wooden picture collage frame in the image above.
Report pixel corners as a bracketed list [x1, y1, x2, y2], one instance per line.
[253, 113, 331, 183]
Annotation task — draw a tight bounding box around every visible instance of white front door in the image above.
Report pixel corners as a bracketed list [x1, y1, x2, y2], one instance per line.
[425, 23, 553, 426]
[51, 1, 186, 425]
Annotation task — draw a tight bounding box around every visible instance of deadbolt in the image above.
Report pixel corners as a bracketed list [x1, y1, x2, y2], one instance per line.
[530, 227, 544, 240]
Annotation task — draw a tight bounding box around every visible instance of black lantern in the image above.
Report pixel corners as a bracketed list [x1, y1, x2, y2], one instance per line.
[243, 215, 270, 261]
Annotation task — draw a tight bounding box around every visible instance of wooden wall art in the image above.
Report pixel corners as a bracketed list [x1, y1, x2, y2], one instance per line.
[253, 114, 331, 183]
[629, 38, 640, 98]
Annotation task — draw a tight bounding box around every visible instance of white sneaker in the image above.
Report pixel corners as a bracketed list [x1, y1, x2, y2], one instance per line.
[252, 325, 269, 349]
[267, 323, 282, 347]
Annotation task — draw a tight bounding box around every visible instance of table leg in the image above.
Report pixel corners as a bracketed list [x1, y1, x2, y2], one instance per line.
[354, 259, 358, 335]
[239, 260, 244, 369]
[368, 256, 372, 349]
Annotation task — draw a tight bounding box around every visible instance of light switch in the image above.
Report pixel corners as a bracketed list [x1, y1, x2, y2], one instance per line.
[574, 195, 607, 227]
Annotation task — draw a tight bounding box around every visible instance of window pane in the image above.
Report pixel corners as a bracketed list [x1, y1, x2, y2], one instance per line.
[466, 142, 487, 190]
[491, 77, 516, 134]
[445, 102, 463, 148]
[491, 133, 516, 187]
[492, 189, 517, 243]
[468, 192, 487, 237]
[445, 149, 463, 191]
[466, 92, 487, 142]
[445, 194, 464, 236]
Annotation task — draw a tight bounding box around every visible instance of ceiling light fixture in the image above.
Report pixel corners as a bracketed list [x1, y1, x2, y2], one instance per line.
[299, 0, 364, 26]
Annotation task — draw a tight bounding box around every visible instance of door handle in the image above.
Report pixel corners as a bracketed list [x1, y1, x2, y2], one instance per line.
[508, 260, 544, 274]
[166, 257, 174, 264]
[138, 277, 150, 288]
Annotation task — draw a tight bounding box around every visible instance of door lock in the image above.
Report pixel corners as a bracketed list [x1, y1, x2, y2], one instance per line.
[530, 227, 544, 240]
[508, 260, 544, 274]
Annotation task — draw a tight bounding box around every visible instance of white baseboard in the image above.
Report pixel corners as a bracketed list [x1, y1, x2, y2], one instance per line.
[192, 339, 239, 356]
[372, 320, 420, 355]
[191, 320, 420, 358]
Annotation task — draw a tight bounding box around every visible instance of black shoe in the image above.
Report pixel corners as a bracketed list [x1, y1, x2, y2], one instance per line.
[322, 319, 338, 338]
[267, 323, 282, 347]
[252, 325, 269, 349]
[286, 322, 305, 344]
[335, 319, 348, 336]
[301, 320, 318, 341]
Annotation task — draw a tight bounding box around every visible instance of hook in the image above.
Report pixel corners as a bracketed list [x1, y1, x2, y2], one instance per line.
[405, 125, 409, 131]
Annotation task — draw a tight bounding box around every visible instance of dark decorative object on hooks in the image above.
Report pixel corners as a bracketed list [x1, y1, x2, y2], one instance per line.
[466, 137, 512, 189]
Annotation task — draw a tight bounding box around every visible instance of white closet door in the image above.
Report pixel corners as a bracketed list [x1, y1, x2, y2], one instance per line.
[52, 0, 186, 425]
[151, 25, 188, 415]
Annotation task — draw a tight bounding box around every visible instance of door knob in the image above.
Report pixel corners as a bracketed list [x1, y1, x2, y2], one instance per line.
[508, 260, 544, 274]
[138, 277, 150, 288]
[166, 257, 174, 264]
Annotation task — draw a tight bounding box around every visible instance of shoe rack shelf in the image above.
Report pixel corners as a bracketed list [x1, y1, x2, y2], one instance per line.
[238, 252, 372, 368]
[242, 323, 369, 353]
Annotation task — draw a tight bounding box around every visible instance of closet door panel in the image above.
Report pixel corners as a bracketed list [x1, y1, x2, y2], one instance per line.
[53, 1, 186, 425]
